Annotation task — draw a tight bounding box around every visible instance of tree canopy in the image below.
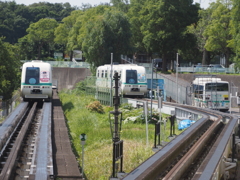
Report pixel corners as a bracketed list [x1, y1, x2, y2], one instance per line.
[138, 0, 199, 71]
[0, 1, 76, 44]
[204, 1, 232, 66]
[0, 38, 21, 100]
[81, 7, 131, 70]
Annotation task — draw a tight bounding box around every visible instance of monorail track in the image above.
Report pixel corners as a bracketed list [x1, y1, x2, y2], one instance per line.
[122, 99, 239, 180]
[0, 101, 53, 180]
[0, 90, 82, 180]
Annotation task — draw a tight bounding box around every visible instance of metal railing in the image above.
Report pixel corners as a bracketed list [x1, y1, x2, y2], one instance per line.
[21, 60, 90, 68]
[0, 93, 21, 119]
[178, 67, 236, 74]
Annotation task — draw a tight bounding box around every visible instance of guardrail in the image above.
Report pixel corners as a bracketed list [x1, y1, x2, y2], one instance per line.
[178, 67, 236, 74]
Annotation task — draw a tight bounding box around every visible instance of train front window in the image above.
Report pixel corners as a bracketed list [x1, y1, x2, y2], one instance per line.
[25, 67, 40, 84]
[193, 84, 203, 98]
[206, 83, 228, 91]
[126, 70, 137, 84]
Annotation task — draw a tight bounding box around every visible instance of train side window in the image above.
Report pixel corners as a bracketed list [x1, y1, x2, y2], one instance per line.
[104, 70, 107, 78]
[97, 70, 100, 77]
[25, 67, 40, 84]
[193, 84, 203, 98]
[101, 70, 104, 78]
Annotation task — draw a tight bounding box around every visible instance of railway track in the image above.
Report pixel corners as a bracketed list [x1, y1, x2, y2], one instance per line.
[121, 99, 239, 180]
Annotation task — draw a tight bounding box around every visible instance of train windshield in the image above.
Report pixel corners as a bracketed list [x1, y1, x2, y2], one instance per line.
[205, 83, 228, 91]
[25, 67, 40, 84]
[126, 70, 137, 84]
[193, 84, 203, 92]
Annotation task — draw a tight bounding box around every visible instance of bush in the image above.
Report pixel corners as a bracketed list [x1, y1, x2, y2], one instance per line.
[86, 100, 104, 113]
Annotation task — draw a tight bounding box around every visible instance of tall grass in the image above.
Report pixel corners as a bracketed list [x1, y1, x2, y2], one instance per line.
[59, 89, 181, 180]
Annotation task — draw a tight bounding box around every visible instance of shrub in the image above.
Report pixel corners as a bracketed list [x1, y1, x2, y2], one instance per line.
[86, 101, 104, 113]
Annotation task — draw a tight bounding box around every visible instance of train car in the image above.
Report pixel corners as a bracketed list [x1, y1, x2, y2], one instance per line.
[96, 64, 148, 97]
[192, 77, 229, 111]
[21, 60, 52, 102]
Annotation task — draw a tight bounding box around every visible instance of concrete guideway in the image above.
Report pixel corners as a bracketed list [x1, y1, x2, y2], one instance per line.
[52, 90, 82, 179]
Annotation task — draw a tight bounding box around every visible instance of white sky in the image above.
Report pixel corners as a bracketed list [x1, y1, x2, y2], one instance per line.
[8, 0, 215, 9]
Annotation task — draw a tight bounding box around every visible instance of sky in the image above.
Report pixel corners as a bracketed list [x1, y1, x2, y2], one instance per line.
[7, 0, 215, 9]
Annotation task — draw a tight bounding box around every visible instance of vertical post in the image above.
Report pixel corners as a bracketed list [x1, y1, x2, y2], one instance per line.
[151, 59, 153, 118]
[82, 144, 84, 179]
[110, 53, 113, 107]
[230, 93, 232, 114]
[176, 53, 179, 103]
[144, 101, 149, 146]
[154, 123, 157, 148]
[169, 116, 172, 137]
[110, 72, 123, 178]
[112, 143, 116, 178]
[120, 141, 123, 172]
[80, 133, 87, 179]
[158, 96, 162, 145]
[113, 73, 120, 143]
[232, 134, 235, 162]
[172, 115, 176, 135]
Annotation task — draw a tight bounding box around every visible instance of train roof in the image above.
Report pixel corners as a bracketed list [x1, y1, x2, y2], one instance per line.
[23, 60, 51, 65]
[193, 77, 228, 84]
[22, 60, 51, 69]
[97, 64, 145, 70]
[101, 64, 138, 66]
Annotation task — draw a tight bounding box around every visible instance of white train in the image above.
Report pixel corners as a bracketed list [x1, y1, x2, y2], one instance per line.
[96, 64, 148, 97]
[192, 77, 229, 111]
[21, 60, 52, 102]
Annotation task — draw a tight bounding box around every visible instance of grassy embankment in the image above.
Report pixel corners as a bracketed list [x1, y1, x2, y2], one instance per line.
[59, 87, 182, 180]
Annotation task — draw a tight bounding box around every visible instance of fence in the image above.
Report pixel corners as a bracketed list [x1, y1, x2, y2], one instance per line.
[178, 66, 236, 74]
[85, 76, 128, 106]
[0, 93, 21, 120]
[157, 74, 192, 105]
[21, 60, 90, 68]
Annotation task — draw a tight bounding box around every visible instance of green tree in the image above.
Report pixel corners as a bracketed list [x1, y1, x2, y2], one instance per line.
[204, 0, 233, 67]
[188, 7, 215, 65]
[18, 36, 37, 60]
[54, 10, 84, 60]
[230, 0, 240, 69]
[0, 38, 21, 100]
[0, 1, 76, 45]
[111, 0, 129, 13]
[68, 5, 109, 59]
[81, 7, 131, 70]
[128, 0, 147, 55]
[24, 18, 58, 59]
[139, 0, 199, 72]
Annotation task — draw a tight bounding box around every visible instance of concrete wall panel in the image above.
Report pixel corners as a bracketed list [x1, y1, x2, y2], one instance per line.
[52, 67, 91, 91]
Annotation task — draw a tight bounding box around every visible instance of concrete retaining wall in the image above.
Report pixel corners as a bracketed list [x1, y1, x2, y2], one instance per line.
[52, 67, 91, 91]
